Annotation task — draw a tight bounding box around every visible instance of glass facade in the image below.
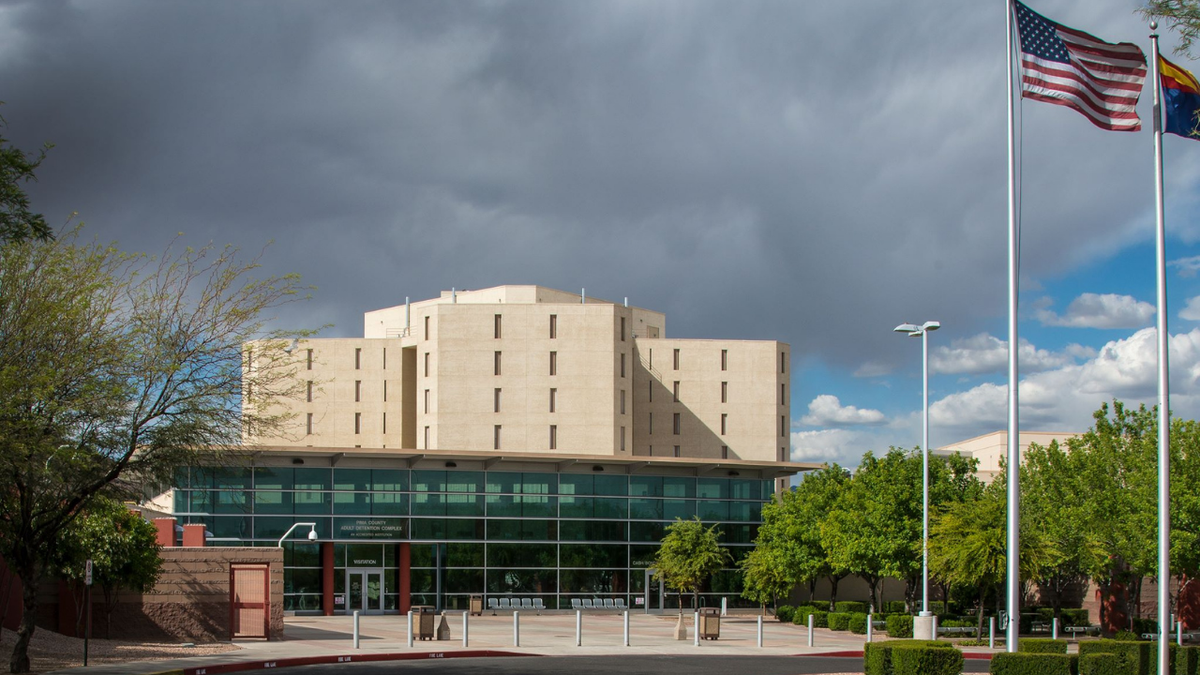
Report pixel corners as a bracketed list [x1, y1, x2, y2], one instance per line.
[172, 465, 773, 613]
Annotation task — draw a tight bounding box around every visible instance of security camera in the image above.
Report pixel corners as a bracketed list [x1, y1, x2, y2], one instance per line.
[307, 529, 318, 542]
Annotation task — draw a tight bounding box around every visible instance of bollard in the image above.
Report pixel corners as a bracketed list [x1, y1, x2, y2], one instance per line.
[989, 617, 996, 650]
[1052, 617, 1058, 640]
[866, 613, 873, 643]
[514, 610, 520, 647]
[576, 610, 582, 646]
[694, 611, 700, 647]
[757, 614, 763, 648]
[407, 611, 414, 648]
[624, 610, 630, 647]
[463, 611, 469, 648]
[1179, 616, 1184, 646]
[932, 614, 939, 640]
[807, 613, 814, 647]
[721, 597, 728, 616]
[353, 610, 360, 649]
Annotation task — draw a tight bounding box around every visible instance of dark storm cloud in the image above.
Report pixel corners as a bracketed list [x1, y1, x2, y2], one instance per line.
[0, 0, 1157, 381]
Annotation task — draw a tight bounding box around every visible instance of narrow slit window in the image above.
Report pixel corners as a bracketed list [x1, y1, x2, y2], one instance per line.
[550, 351, 557, 376]
[673, 413, 681, 435]
[494, 351, 502, 376]
[673, 381, 680, 402]
[306, 349, 313, 370]
[306, 381, 313, 403]
[354, 412, 361, 434]
[721, 381, 728, 404]
[424, 389, 430, 414]
[673, 348, 680, 370]
[494, 425, 502, 450]
[550, 425, 557, 450]
[620, 317, 626, 342]
[424, 316, 430, 340]
[550, 388, 557, 413]
[620, 352, 626, 378]
[355, 348, 361, 370]
[424, 352, 429, 378]
[550, 314, 557, 339]
[721, 413, 727, 435]
[382, 412, 387, 434]
[721, 349, 727, 371]
[620, 390, 626, 415]
[494, 314, 502, 339]
[722, 445, 728, 459]
[649, 412, 653, 435]
[306, 413, 313, 435]
[494, 388, 502, 413]
[355, 380, 361, 402]
[620, 426, 626, 452]
[673, 445, 680, 458]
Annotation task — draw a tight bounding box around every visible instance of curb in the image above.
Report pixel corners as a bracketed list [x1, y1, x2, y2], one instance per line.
[810, 650, 995, 660]
[146, 649, 533, 675]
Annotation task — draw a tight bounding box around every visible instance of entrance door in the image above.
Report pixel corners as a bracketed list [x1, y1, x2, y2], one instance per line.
[346, 569, 385, 614]
[643, 568, 665, 614]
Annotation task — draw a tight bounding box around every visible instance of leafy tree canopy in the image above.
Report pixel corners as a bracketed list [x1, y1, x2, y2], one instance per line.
[0, 109, 52, 244]
[653, 516, 730, 613]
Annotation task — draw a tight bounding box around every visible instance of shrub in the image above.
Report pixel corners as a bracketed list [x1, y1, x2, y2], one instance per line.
[892, 644, 963, 675]
[863, 640, 954, 675]
[1018, 613, 1040, 635]
[836, 601, 868, 614]
[848, 612, 869, 635]
[828, 612, 851, 631]
[886, 614, 914, 638]
[1079, 640, 1151, 675]
[1176, 644, 1200, 675]
[1019, 638, 1068, 654]
[793, 608, 828, 627]
[1078, 652, 1122, 675]
[1131, 618, 1158, 637]
[942, 619, 974, 628]
[776, 605, 794, 623]
[990, 652, 1077, 675]
[1062, 609, 1090, 627]
[1113, 630, 1141, 642]
[884, 600, 908, 614]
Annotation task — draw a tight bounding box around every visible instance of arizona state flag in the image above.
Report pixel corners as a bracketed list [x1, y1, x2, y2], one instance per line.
[1160, 55, 1200, 139]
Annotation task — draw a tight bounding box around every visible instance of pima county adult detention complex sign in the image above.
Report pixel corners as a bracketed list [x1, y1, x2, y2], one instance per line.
[334, 518, 408, 540]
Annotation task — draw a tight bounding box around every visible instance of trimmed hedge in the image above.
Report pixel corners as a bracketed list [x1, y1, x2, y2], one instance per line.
[776, 605, 795, 623]
[864, 640, 955, 675]
[1031, 607, 1091, 627]
[1177, 644, 1200, 675]
[1020, 638, 1069, 654]
[1079, 640, 1150, 675]
[828, 612, 851, 631]
[793, 608, 828, 628]
[1079, 652, 1122, 675]
[892, 645, 963, 675]
[990, 652, 1077, 675]
[883, 601, 908, 614]
[886, 614, 914, 638]
[836, 601, 869, 614]
[848, 612, 869, 635]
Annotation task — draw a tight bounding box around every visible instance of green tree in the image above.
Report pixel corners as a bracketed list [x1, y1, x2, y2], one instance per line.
[0, 111, 52, 244]
[53, 497, 162, 638]
[1143, 1, 1200, 56]
[0, 231, 310, 673]
[738, 543, 793, 614]
[653, 517, 731, 613]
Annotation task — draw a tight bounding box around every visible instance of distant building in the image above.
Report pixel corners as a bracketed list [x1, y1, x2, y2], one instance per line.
[935, 430, 1078, 483]
[164, 286, 811, 615]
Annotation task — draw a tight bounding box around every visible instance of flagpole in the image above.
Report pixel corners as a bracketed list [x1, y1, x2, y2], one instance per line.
[1149, 24, 1171, 675]
[1005, 0, 1021, 653]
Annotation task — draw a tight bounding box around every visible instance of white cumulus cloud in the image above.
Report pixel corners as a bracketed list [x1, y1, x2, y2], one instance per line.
[1181, 296, 1200, 322]
[930, 333, 1091, 376]
[800, 394, 887, 427]
[1035, 293, 1155, 329]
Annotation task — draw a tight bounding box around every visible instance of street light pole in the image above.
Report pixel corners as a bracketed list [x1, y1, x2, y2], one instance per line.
[895, 320, 940, 626]
[277, 522, 319, 548]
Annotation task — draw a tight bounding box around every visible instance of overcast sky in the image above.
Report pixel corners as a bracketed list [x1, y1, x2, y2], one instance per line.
[4, 0, 1199, 468]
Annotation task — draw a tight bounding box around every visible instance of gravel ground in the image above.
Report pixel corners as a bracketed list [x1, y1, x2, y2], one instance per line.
[0, 627, 240, 674]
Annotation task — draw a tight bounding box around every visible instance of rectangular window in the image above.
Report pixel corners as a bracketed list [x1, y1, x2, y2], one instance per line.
[673, 413, 681, 435]
[649, 348, 653, 369]
[306, 348, 313, 370]
[550, 314, 557, 339]
[424, 389, 430, 414]
[780, 446, 786, 462]
[673, 348, 680, 370]
[355, 348, 361, 370]
[721, 349, 727, 371]
[781, 415, 786, 437]
[382, 347, 386, 370]
[781, 383, 786, 406]
[424, 316, 430, 340]
[620, 317, 626, 342]
[648, 380, 653, 402]
[649, 413, 653, 435]
[494, 425, 502, 450]
[424, 352, 429, 377]
[721, 381, 728, 403]
[550, 351, 557, 376]
[550, 425, 557, 450]
[494, 314, 502, 339]
[355, 380, 361, 402]
[306, 381, 313, 403]
[721, 413, 727, 435]
[306, 413, 313, 435]
[620, 426, 626, 452]
[781, 352, 786, 374]
[549, 388, 557, 413]
[494, 351, 502, 376]
[673, 445, 680, 458]
[424, 426, 430, 449]
[620, 352, 626, 378]
[383, 412, 387, 434]
[383, 380, 387, 402]
[355, 412, 361, 434]
[722, 445, 728, 459]
[673, 381, 680, 402]
[494, 388, 502, 413]
[620, 390, 626, 415]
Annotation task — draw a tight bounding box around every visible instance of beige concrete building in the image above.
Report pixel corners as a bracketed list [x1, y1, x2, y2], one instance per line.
[255, 285, 790, 463]
[935, 430, 1078, 483]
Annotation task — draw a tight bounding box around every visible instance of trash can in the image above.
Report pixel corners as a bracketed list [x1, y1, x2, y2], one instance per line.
[413, 605, 436, 641]
[469, 594, 484, 616]
[699, 607, 721, 640]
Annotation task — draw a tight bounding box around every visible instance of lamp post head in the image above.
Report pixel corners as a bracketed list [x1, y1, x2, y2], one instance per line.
[922, 321, 940, 332]
[894, 323, 920, 333]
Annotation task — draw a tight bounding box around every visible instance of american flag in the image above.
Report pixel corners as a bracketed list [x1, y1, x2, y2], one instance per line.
[1014, 0, 1147, 131]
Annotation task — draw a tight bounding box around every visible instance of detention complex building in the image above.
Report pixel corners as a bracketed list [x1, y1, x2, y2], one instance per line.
[165, 286, 815, 615]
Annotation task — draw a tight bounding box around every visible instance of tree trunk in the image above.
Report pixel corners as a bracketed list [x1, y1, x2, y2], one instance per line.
[0, 574, 15, 632]
[829, 576, 841, 612]
[10, 571, 40, 674]
[865, 576, 879, 613]
[976, 587, 987, 639]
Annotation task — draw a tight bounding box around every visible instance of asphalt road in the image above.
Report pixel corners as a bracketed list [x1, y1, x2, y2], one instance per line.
[285, 654, 992, 674]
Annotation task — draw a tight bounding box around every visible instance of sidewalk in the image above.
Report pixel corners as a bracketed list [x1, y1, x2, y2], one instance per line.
[46, 612, 1001, 675]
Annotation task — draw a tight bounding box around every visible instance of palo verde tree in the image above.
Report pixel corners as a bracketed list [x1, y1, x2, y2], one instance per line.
[1143, 1, 1200, 56]
[653, 517, 731, 613]
[53, 496, 163, 638]
[0, 110, 52, 244]
[0, 230, 311, 673]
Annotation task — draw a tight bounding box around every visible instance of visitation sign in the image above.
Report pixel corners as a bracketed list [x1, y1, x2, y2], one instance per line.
[333, 517, 408, 540]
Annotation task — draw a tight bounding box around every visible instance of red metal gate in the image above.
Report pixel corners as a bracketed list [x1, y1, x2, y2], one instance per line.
[230, 564, 269, 640]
